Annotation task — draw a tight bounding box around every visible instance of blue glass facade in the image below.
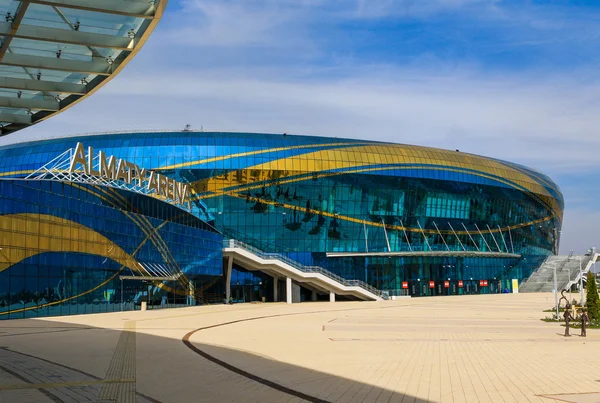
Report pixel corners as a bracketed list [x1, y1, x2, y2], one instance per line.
[0, 179, 223, 319]
[0, 131, 564, 312]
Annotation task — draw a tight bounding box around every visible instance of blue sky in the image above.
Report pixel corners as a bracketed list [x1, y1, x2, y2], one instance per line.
[1, 0, 599, 254]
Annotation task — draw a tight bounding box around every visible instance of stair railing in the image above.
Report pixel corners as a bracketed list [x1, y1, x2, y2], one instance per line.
[223, 239, 384, 298]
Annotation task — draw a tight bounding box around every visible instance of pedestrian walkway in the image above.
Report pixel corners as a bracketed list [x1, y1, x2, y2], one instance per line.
[0, 293, 598, 402]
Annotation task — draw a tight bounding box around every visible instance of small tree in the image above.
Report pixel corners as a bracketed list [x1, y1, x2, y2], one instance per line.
[586, 271, 600, 321]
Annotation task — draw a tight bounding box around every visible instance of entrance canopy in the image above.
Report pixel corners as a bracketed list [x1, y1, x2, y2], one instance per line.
[0, 0, 167, 136]
[326, 251, 521, 258]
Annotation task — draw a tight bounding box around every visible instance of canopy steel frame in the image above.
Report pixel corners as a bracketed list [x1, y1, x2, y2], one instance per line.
[28, 0, 159, 18]
[0, 76, 86, 94]
[508, 226, 515, 254]
[417, 220, 432, 251]
[0, 22, 135, 50]
[462, 223, 481, 251]
[400, 219, 413, 252]
[486, 224, 503, 253]
[0, 113, 31, 124]
[0, 95, 59, 110]
[381, 217, 391, 252]
[448, 222, 467, 252]
[474, 223, 492, 251]
[0, 1, 30, 60]
[497, 225, 510, 253]
[1, 53, 117, 75]
[119, 276, 178, 281]
[0, 0, 167, 136]
[433, 221, 450, 251]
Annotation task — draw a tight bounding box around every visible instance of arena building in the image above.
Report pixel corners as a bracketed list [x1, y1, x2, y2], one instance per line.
[0, 0, 566, 320]
[0, 131, 564, 319]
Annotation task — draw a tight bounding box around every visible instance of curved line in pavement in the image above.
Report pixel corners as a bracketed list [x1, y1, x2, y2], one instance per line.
[181, 304, 412, 403]
[182, 312, 331, 403]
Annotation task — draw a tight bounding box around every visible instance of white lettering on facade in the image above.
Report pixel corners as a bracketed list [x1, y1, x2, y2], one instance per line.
[69, 142, 87, 173]
[67, 142, 190, 206]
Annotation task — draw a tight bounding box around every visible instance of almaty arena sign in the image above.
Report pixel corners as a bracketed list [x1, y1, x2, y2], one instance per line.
[68, 142, 190, 206]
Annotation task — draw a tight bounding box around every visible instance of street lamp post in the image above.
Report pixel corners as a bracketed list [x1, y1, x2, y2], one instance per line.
[569, 268, 573, 306]
[554, 264, 558, 319]
[579, 258, 584, 307]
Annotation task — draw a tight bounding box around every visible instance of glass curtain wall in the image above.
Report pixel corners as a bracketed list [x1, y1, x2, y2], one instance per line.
[0, 180, 223, 320]
[0, 132, 563, 297]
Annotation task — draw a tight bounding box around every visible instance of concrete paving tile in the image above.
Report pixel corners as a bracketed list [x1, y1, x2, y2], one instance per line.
[0, 294, 599, 403]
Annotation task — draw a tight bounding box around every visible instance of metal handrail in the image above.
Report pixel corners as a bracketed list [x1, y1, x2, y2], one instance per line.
[223, 239, 383, 297]
[564, 255, 594, 290]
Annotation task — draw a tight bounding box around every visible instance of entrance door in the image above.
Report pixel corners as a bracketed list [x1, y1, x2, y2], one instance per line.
[465, 280, 479, 295]
[489, 280, 501, 294]
[421, 281, 429, 297]
[410, 281, 420, 297]
[445, 280, 455, 296]
[412, 280, 427, 297]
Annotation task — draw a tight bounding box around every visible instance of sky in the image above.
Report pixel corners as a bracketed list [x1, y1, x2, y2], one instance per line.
[0, 0, 598, 254]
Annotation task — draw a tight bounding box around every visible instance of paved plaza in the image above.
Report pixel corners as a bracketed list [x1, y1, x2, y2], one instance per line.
[0, 293, 599, 403]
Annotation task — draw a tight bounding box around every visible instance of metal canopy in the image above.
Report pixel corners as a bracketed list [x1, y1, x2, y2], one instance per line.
[0, 22, 135, 49]
[119, 276, 178, 282]
[29, 0, 159, 18]
[0, 0, 167, 136]
[119, 262, 185, 282]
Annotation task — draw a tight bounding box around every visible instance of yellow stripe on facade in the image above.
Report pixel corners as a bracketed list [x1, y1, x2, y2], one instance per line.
[158, 142, 370, 170]
[240, 144, 556, 200]
[230, 193, 554, 236]
[194, 163, 560, 219]
[199, 165, 533, 199]
[0, 213, 142, 274]
[62, 183, 153, 277]
[0, 170, 34, 177]
[54, 183, 186, 285]
[0, 179, 195, 295]
[0, 216, 172, 316]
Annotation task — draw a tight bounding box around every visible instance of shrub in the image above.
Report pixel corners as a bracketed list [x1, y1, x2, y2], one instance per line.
[586, 271, 600, 321]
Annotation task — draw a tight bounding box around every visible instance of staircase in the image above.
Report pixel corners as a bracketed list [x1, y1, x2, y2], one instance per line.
[520, 253, 598, 293]
[222, 239, 384, 301]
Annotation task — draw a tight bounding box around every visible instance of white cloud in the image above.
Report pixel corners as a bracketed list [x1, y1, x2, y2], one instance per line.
[161, 0, 500, 48]
[164, 0, 324, 47]
[2, 67, 597, 257]
[1, 0, 598, 252]
[56, 66, 597, 171]
[6, 64, 600, 174]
